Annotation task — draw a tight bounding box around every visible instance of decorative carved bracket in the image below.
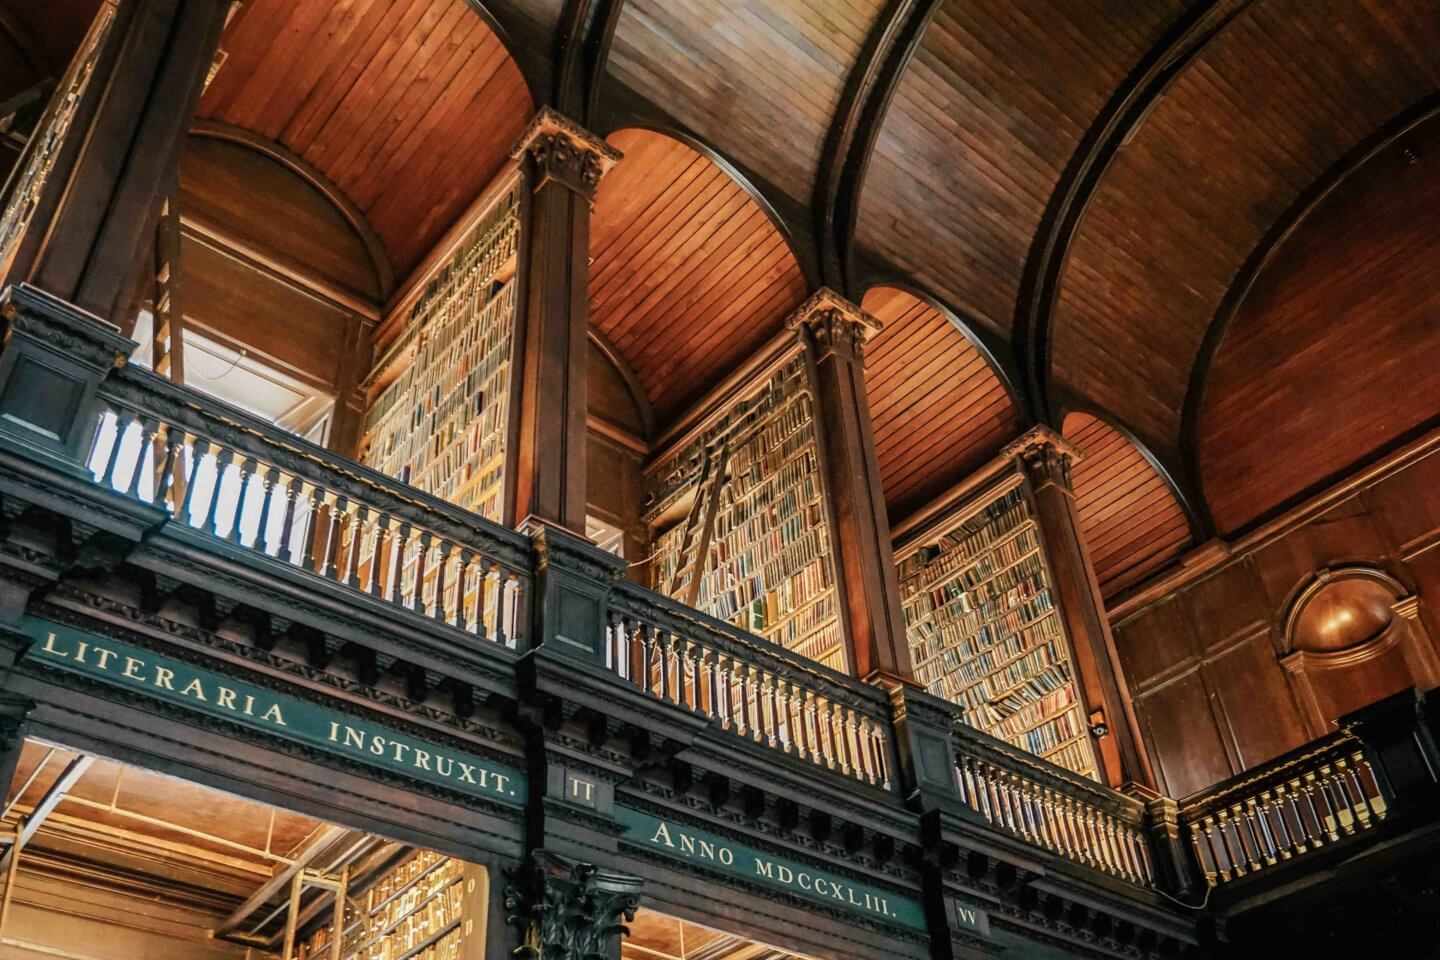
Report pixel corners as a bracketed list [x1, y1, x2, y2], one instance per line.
[1001, 426, 1082, 491]
[505, 851, 643, 960]
[786, 287, 881, 363]
[511, 108, 623, 204]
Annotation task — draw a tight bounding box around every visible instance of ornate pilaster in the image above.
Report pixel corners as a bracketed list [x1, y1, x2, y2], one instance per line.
[504, 852, 643, 960]
[1004, 426, 1152, 789]
[509, 110, 623, 532]
[788, 288, 912, 682]
[1144, 795, 1203, 900]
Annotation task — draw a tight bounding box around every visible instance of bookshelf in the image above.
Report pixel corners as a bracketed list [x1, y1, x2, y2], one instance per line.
[362, 182, 521, 523]
[645, 353, 847, 671]
[301, 850, 487, 960]
[896, 474, 1099, 779]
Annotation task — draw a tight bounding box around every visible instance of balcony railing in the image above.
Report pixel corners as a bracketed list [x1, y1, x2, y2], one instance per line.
[1177, 731, 1387, 887]
[953, 723, 1154, 887]
[606, 579, 894, 790]
[87, 364, 533, 648]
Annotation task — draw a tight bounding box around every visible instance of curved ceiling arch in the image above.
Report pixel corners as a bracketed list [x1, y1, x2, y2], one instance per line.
[862, 284, 1023, 523]
[1061, 409, 1193, 602]
[189, 121, 394, 301]
[589, 127, 809, 421]
[1197, 108, 1440, 534]
[851, 0, 1189, 339]
[200, 0, 534, 277]
[1049, 0, 1440, 460]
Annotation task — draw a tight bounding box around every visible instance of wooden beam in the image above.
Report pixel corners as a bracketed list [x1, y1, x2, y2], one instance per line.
[554, 0, 626, 125]
[211, 823, 351, 939]
[1013, 0, 1250, 424]
[815, 0, 941, 294]
[0, 754, 94, 872]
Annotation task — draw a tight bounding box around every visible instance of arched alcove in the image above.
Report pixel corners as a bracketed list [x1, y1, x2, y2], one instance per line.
[1062, 411, 1191, 601]
[589, 128, 808, 423]
[861, 285, 1021, 523]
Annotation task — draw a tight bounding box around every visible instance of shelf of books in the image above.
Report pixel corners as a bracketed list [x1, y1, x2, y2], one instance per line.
[362, 182, 521, 523]
[301, 850, 487, 960]
[895, 473, 1099, 779]
[645, 353, 847, 671]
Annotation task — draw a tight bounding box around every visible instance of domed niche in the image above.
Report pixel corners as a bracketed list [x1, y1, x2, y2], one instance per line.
[1290, 575, 1397, 653]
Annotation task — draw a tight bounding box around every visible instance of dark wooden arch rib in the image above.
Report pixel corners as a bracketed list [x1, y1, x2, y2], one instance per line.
[1011, 0, 1252, 428]
[1179, 93, 1440, 532]
[189, 120, 395, 300]
[553, 0, 626, 123]
[813, 0, 941, 293]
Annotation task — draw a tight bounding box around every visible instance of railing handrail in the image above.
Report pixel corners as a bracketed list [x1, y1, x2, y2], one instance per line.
[609, 577, 891, 720]
[99, 364, 533, 569]
[951, 714, 1145, 822]
[1176, 729, 1358, 818]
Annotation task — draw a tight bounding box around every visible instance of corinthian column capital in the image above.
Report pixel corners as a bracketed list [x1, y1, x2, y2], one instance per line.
[511, 107, 624, 203]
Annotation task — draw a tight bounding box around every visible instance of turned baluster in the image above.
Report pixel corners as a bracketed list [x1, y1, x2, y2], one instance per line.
[126, 416, 160, 499]
[230, 456, 258, 545]
[276, 476, 304, 565]
[154, 425, 186, 510]
[100, 410, 137, 489]
[253, 466, 280, 555]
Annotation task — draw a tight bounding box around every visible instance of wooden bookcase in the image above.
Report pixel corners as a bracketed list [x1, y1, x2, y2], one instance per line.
[645, 349, 848, 671]
[361, 181, 521, 523]
[896, 472, 1099, 779]
[301, 851, 487, 960]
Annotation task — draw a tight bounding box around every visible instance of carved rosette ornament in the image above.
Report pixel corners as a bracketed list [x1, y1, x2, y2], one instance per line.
[1002, 426, 1082, 492]
[786, 287, 881, 364]
[505, 852, 643, 960]
[511, 108, 623, 204]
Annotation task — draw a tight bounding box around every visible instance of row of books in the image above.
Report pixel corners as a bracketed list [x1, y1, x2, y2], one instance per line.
[303, 850, 476, 960]
[362, 191, 520, 522]
[1045, 739, 1097, 777]
[648, 356, 840, 662]
[898, 479, 1097, 779]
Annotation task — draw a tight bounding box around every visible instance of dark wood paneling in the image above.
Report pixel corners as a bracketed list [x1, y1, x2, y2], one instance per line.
[1063, 412, 1191, 601]
[200, 0, 532, 275]
[0, 0, 101, 76]
[1206, 631, 1305, 770]
[861, 286, 1019, 523]
[604, 0, 886, 203]
[589, 129, 808, 421]
[1113, 439, 1440, 795]
[179, 135, 382, 301]
[1053, 0, 1440, 452]
[854, 0, 1184, 334]
[1199, 113, 1440, 533]
[1134, 673, 1231, 799]
[181, 236, 351, 390]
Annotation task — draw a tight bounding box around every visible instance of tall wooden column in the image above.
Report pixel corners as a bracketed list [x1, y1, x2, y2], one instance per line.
[1007, 427, 1154, 789]
[3, 0, 230, 325]
[790, 289, 912, 683]
[509, 109, 621, 532]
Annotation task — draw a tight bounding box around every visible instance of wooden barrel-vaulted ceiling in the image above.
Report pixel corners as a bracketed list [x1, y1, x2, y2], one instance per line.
[862, 286, 1020, 522]
[1063, 412, 1191, 602]
[200, 0, 532, 277]
[1198, 110, 1440, 534]
[589, 129, 808, 422]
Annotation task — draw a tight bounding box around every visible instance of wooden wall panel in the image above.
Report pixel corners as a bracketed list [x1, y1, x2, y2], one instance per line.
[589, 129, 808, 421]
[200, 0, 532, 275]
[1199, 114, 1440, 533]
[605, 0, 886, 203]
[181, 236, 351, 390]
[1053, 0, 1440, 451]
[861, 287, 1020, 523]
[1113, 435, 1440, 796]
[1133, 672, 1232, 800]
[179, 135, 382, 301]
[855, 0, 1184, 334]
[1063, 412, 1191, 601]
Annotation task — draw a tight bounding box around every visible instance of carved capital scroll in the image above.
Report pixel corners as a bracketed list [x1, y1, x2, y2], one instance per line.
[505, 851, 642, 960]
[1002, 425, 1082, 492]
[786, 287, 881, 364]
[511, 108, 623, 204]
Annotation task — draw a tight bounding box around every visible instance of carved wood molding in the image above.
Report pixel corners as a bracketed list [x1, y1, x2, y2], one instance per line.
[511, 108, 623, 204]
[785, 287, 881, 363]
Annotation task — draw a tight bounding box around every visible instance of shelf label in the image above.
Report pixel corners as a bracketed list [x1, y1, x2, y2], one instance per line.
[22, 617, 527, 807]
[615, 806, 955, 935]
